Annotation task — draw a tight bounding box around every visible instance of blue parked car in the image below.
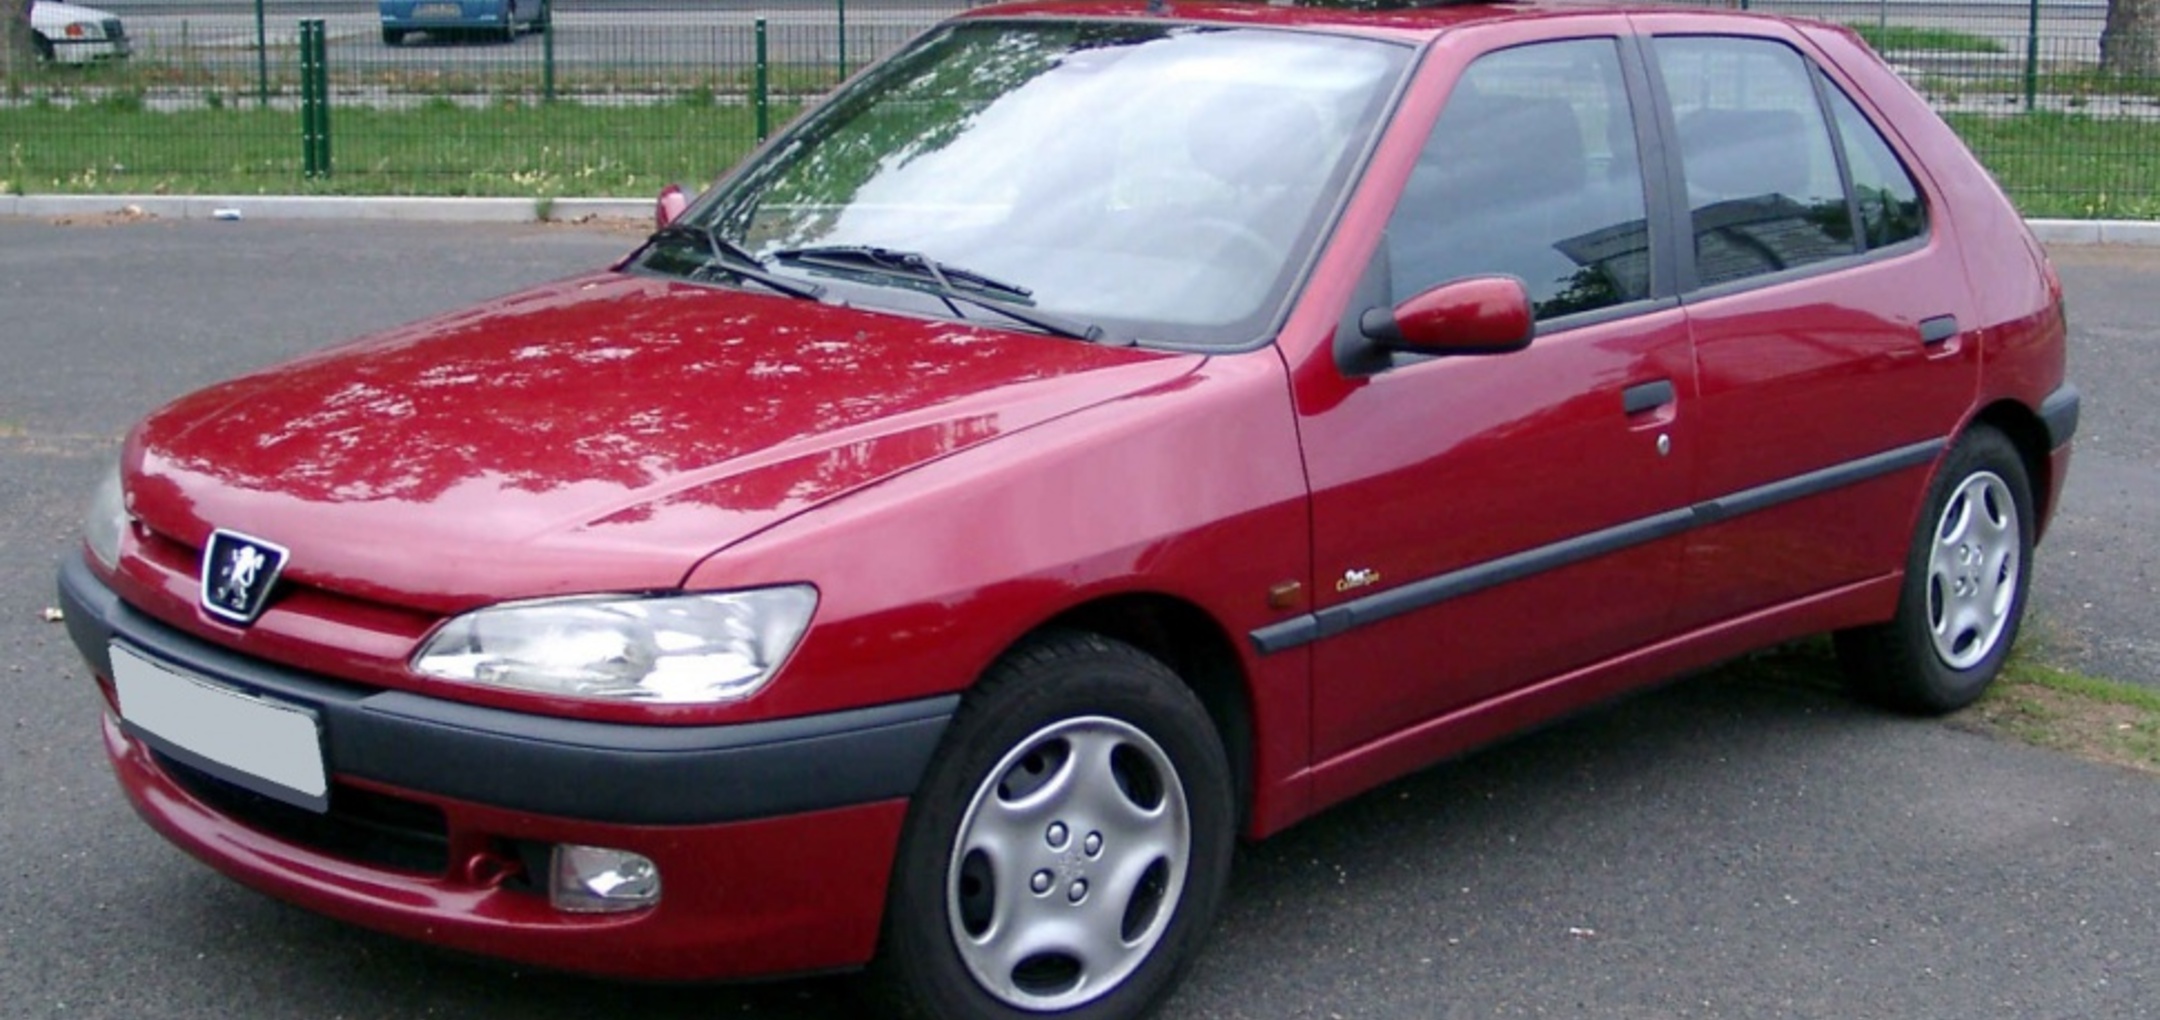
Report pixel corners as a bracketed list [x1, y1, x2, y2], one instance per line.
[379, 0, 547, 45]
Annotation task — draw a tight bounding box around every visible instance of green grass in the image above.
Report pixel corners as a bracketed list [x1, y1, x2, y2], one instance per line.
[1944, 111, 2160, 219]
[1968, 655, 2160, 774]
[1715, 638, 2160, 776]
[2, 99, 803, 197]
[6, 65, 2160, 217]
[1846, 23, 2006, 55]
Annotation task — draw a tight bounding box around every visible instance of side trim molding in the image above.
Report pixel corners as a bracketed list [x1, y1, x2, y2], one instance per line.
[1250, 437, 1946, 655]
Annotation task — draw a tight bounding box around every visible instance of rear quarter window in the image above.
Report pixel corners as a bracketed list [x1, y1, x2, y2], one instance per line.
[1825, 83, 1928, 250]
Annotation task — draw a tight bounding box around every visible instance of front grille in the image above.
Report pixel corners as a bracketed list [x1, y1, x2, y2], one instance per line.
[156, 752, 451, 876]
[102, 17, 124, 40]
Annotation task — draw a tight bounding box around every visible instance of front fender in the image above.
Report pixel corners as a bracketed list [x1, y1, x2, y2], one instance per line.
[685, 347, 1317, 827]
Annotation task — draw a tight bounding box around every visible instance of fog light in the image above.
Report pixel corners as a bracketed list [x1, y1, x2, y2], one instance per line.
[550, 844, 661, 914]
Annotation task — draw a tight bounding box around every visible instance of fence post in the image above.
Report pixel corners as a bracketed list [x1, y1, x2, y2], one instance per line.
[315, 21, 332, 177]
[253, 0, 269, 107]
[836, 0, 848, 79]
[299, 20, 316, 177]
[300, 20, 332, 179]
[2024, 0, 2041, 111]
[756, 18, 770, 143]
[543, 9, 556, 103]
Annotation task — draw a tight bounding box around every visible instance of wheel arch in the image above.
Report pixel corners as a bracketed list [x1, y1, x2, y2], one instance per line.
[1969, 397, 2054, 537]
[1033, 593, 1257, 831]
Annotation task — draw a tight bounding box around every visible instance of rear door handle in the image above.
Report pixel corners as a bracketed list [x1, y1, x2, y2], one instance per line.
[1622, 379, 1675, 416]
[1919, 315, 1958, 346]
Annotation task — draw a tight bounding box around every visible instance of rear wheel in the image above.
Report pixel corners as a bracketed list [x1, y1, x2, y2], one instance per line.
[381, 27, 405, 45]
[1836, 426, 2033, 714]
[874, 631, 1234, 1020]
[33, 32, 55, 62]
[500, 2, 518, 41]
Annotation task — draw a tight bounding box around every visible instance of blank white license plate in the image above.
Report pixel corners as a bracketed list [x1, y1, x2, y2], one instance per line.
[111, 644, 329, 812]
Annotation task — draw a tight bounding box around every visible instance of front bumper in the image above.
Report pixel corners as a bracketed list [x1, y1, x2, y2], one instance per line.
[60, 554, 956, 979]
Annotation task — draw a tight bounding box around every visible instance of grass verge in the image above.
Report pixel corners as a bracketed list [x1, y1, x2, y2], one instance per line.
[4, 70, 2159, 216]
[1846, 23, 2006, 55]
[1942, 111, 2160, 220]
[2, 99, 803, 197]
[1718, 638, 2160, 776]
[1958, 656, 2160, 775]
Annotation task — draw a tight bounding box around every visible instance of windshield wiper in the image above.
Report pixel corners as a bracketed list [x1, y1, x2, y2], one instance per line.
[643, 222, 826, 302]
[771, 245, 1109, 343]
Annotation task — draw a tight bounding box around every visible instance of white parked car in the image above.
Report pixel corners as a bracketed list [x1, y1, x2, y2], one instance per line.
[32, 0, 131, 63]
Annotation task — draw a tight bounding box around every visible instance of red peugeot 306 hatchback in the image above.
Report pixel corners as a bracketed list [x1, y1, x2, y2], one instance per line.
[63, 1, 2076, 1017]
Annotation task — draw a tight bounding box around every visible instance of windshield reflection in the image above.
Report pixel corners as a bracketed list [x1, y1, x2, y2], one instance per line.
[675, 22, 1409, 347]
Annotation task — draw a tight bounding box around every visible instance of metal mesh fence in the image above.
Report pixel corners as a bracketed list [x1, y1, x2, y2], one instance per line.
[7, 0, 960, 196]
[4, 0, 2156, 217]
[1711, 0, 2158, 218]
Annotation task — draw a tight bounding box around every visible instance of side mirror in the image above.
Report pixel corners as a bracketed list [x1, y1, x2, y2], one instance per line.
[1359, 275, 1533, 356]
[655, 184, 689, 229]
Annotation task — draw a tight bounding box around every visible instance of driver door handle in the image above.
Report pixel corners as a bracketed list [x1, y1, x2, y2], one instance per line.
[1623, 379, 1675, 416]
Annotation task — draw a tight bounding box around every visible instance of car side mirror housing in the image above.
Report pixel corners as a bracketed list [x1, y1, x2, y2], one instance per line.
[655, 184, 689, 229]
[1359, 275, 1534, 356]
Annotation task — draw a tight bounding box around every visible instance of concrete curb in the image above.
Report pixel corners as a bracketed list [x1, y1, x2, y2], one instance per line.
[2, 194, 2156, 243]
[0, 195, 652, 224]
[2024, 219, 2160, 246]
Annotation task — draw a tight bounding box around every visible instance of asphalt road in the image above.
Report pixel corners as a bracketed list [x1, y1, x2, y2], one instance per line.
[2, 219, 2157, 1019]
[2028, 246, 2160, 688]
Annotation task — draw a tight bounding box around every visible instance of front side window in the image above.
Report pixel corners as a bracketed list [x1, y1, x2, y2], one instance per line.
[1654, 36, 1857, 288]
[1385, 38, 1653, 323]
[665, 22, 1410, 347]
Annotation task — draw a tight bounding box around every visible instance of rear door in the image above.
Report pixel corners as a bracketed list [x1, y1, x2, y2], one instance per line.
[1632, 22, 1982, 629]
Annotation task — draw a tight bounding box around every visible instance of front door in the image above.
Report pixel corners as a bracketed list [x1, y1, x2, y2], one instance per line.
[1289, 34, 1697, 765]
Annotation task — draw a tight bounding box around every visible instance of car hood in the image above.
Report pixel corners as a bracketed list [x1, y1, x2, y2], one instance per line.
[126, 272, 1198, 612]
[33, 2, 115, 26]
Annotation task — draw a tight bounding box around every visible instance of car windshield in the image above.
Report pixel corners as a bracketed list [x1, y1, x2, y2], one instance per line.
[673, 20, 1411, 348]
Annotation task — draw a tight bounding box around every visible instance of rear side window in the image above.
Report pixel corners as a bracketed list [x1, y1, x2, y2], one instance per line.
[1826, 83, 1927, 250]
[1654, 36, 1856, 288]
[1385, 38, 1653, 322]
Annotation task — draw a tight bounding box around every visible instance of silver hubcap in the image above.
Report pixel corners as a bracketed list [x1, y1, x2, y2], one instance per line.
[1926, 470, 2020, 670]
[945, 716, 1190, 1012]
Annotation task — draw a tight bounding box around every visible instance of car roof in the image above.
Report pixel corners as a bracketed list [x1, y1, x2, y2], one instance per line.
[957, 0, 1820, 43]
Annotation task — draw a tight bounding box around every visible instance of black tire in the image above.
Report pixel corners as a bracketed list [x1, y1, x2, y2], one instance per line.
[873, 630, 1235, 1020]
[1836, 425, 2034, 714]
[500, 2, 518, 42]
[533, 0, 551, 30]
[381, 27, 404, 45]
[33, 33, 55, 62]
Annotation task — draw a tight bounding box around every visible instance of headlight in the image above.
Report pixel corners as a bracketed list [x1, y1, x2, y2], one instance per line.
[412, 586, 818, 704]
[83, 463, 129, 571]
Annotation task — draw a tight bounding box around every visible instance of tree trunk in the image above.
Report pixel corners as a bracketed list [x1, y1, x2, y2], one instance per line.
[2102, 0, 2160, 76]
[1, 0, 36, 83]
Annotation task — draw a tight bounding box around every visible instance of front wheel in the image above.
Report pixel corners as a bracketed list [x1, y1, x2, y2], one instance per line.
[1836, 425, 2034, 714]
[33, 32, 55, 62]
[875, 631, 1234, 1020]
